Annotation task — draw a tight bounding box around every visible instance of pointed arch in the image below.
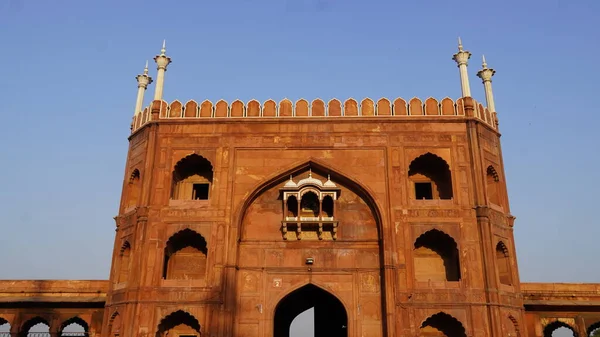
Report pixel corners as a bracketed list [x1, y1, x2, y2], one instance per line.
[311, 99, 325, 116]
[108, 312, 121, 337]
[360, 98, 375, 116]
[393, 98, 407, 115]
[507, 315, 520, 337]
[414, 229, 461, 282]
[327, 99, 342, 117]
[171, 154, 214, 200]
[424, 97, 440, 115]
[409, 153, 453, 200]
[247, 99, 261, 117]
[376, 98, 391, 116]
[409, 97, 424, 115]
[420, 312, 467, 337]
[59, 316, 89, 337]
[117, 241, 131, 283]
[295, 99, 309, 117]
[199, 100, 213, 118]
[543, 320, 578, 337]
[230, 99, 245, 117]
[163, 228, 208, 280]
[168, 100, 183, 118]
[215, 100, 229, 117]
[279, 98, 293, 117]
[126, 169, 141, 209]
[486, 165, 502, 206]
[156, 310, 201, 337]
[236, 159, 384, 241]
[441, 97, 456, 115]
[344, 98, 358, 116]
[0, 319, 9, 336]
[496, 241, 512, 285]
[20, 317, 50, 337]
[263, 99, 277, 117]
[273, 283, 348, 337]
[184, 100, 198, 118]
[587, 321, 600, 337]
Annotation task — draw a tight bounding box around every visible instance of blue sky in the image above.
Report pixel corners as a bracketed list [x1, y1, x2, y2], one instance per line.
[0, 0, 598, 284]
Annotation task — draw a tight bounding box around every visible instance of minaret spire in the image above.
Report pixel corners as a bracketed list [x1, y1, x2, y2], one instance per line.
[153, 40, 172, 101]
[134, 60, 153, 116]
[477, 54, 497, 113]
[452, 37, 472, 97]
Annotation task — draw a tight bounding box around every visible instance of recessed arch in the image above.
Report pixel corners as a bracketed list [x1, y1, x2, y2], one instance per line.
[507, 315, 520, 337]
[155, 310, 201, 337]
[20, 317, 50, 337]
[117, 241, 131, 283]
[496, 241, 512, 285]
[171, 154, 214, 200]
[235, 158, 384, 241]
[163, 228, 208, 280]
[126, 169, 141, 208]
[59, 316, 89, 337]
[486, 165, 501, 205]
[274, 283, 347, 337]
[420, 312, 467, 337]
[409, 152, 453, 200]
[588, 321, 600, 337]
[414, 229, 461, 282]
[543, 320, 578, 337]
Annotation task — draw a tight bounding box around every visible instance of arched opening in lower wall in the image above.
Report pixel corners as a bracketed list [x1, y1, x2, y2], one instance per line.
[419, 312, 466, 337]
[588, 322, 600, 337]
[543, 321, 577, 337]
[0, 318, 10, 337]
[20, 317, 50, 337]
[274, 284, 347, 337]
[155, 310, 201, 337]
[60, 317, 89, 337]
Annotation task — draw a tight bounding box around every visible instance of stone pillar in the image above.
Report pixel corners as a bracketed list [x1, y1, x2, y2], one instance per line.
[153, 40, 172, 101]
[134, 61, 153, 115]
[476, 55, 497, 113]
[452, 37, 472, 97]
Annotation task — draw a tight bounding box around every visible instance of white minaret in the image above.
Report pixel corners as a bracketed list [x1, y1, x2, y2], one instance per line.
[153, 40, 172, 101]
[476, 55, 497, 112]
[134, 61, 153, 115]
[452, 37, 472, 97]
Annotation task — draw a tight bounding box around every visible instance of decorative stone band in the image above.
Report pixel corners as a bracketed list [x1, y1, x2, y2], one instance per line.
[131, 97, 497, 133]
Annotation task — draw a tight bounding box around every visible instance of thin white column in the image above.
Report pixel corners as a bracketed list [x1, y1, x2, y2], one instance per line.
[477, 55, 497, 112]
[134, 61, 153, 115]
[153, 40, 172, 100]
[452, 37, 472, 97]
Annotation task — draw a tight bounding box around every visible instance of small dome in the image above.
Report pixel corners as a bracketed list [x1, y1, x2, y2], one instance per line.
[283, 175, 298, 188]
[323, 174, 337, 188]
[297, 170, 323, 187]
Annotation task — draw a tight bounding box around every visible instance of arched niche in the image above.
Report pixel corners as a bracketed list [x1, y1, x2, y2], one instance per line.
[155, 310, 201, 337]
[240, 163, 380, 242]
[171, 154, 214, 201]
[420, 312, 467, 337]
[413, 229, 461, 282]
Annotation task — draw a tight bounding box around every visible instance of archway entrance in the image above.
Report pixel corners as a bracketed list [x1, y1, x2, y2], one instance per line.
[274, 284, 347, 337]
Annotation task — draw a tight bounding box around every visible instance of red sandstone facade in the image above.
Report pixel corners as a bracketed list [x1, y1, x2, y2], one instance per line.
[1, 49, 599, 337]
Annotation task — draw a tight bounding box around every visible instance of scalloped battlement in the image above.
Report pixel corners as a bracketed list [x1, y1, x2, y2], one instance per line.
[131, 97, 497, 132]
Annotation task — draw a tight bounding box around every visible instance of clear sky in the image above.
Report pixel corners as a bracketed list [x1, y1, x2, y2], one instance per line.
[1, 0, 599, 287]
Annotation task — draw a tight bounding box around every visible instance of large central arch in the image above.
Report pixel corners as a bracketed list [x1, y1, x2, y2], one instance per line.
[274, 284, 347, 337]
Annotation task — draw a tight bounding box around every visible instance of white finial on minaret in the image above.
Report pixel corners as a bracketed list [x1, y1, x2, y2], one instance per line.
[452, 37, 472, 97]
[477, 54, 497, 113]
[134, 61, 153, 116]
[153, 40, 172, 100]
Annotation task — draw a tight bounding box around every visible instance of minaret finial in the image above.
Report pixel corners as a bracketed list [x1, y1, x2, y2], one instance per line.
[309, 168, 312, 177]
[161, 39, 166, 56]
[482, 55, 488, 68]
[143, 60, 149, 75]
[458, 37, 463, 52]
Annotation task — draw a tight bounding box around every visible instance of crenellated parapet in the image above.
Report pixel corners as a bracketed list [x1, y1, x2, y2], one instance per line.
[131, 96, 498, 133]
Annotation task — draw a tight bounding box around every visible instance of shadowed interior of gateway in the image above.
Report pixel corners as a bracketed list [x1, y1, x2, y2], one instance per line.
[274, 284, 347, 337]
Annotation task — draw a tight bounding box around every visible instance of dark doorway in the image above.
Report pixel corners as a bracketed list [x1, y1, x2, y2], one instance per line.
[274, 284, 347, 337]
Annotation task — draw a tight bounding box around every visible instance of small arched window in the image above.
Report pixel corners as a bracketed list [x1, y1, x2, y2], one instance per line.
[496, 241, 512, 285]
[409, 153, 453, 200]
[414, 229, 461, 282]
[126, 169, 141, 208]
[163, 229, 208, 280]
[486, 166, 501, 205]
[322, 195, 334, 217]
[117, 241, 131, 284]
[300, 192, 320, 218]
[171, 154, 213, 200]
